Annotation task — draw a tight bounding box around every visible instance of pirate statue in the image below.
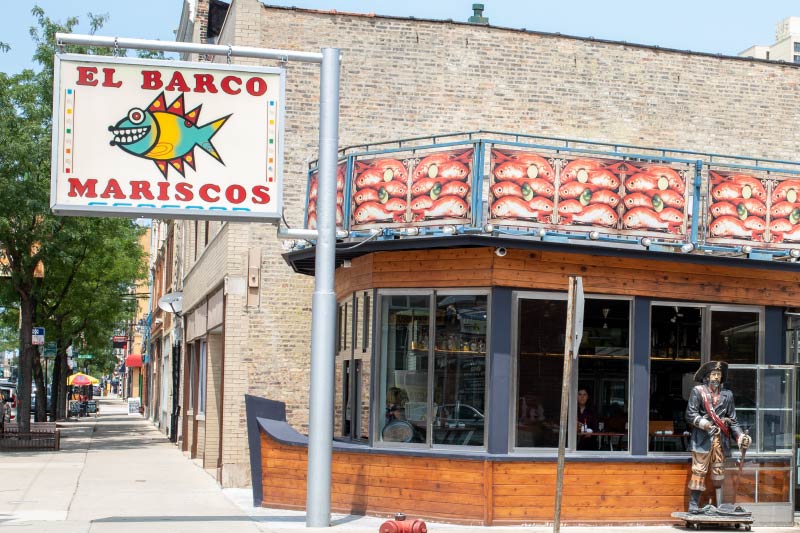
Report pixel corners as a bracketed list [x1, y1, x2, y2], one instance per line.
[685, 361, 752, 514]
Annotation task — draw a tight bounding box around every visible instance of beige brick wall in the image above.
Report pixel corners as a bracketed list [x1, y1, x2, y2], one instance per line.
[177, 0, 800, 487]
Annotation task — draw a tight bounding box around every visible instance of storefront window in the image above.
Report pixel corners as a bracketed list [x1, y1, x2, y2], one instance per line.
[648, 304, 763, 453]
[433, 294, 487, 446]
[649, 305, 702, 452]
[710, 310, 760, 364]
[515, 297, 567, 449]
[577, 298, 630, 452]
[377, 290, 488, 447]
[336, 293, 371, 441]
[514, 294, 630, 451]
[378, 294, 430, 445]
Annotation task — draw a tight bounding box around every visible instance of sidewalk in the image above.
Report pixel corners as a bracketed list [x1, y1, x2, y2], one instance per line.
[0, 397, 260, 532]
[0, 398, 796, 532]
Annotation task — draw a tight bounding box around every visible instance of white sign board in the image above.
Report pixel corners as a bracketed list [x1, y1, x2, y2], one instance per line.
[127, 397, 141, 416]
[51, 54, 285, 221]
[32, 327, 45, 346]
[572, 277, 584, 357]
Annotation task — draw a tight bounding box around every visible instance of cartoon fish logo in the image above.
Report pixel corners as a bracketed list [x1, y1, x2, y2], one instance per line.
[109, 92, 231, 178]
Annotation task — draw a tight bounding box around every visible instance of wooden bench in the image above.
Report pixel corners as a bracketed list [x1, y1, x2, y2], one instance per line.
[0, 421, 60, 450]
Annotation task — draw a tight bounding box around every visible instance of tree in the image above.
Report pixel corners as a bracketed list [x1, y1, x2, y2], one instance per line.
[35, 217, 144, 419]
[0, 7, 146, 428]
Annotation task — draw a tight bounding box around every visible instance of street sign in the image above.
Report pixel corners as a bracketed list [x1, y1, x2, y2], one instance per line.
[76, 354, 93, 360]
[44, 342, 57, 358]
[112, 336, 128, 349]
[32, 327, 45, 345]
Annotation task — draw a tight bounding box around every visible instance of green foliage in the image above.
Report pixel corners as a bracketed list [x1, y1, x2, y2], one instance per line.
[0, 7, 150, 419]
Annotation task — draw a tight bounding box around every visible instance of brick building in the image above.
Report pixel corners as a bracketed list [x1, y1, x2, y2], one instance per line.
[171, 0, 800, 493]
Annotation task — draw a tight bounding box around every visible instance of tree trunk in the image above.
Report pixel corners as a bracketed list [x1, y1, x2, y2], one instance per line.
[17, 294, 34, 433]
[32, 351, 45, 422]
[52, 348, 67, 421]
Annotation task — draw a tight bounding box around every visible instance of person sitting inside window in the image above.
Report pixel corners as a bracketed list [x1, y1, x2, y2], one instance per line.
[577, 388, 599, 450]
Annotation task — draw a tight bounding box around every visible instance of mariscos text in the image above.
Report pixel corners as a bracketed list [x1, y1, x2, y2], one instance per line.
[67, 178, 271, 205]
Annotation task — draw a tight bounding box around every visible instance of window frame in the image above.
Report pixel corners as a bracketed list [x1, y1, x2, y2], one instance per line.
[373, 288, 491, 450]
[510, 290, 634, 453]
[647, 301, 765, 454]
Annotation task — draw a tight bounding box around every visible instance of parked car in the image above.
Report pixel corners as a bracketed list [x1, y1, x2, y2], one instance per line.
[434, 403, 484, 445]
[0, 381, 17, 422]
[436, 403, 484, 426]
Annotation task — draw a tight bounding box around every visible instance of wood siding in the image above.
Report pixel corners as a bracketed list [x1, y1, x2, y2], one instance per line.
[335, 247, 800, 306]
[260, 431, 776, 525]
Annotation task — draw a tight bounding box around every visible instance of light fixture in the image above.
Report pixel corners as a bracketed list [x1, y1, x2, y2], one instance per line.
[640, 237, 652, 247]
[602, 307, 610, 329]
[483, 223, 494, 233]
[538, 228, 547, 238]
[403, 227, 420, 236]
[742, 245, 753, 254]
[442, 226, 457, 235]
[790, 249, 800, 258]
[589, 231, 600, 240]
[680, 243, 695, 253]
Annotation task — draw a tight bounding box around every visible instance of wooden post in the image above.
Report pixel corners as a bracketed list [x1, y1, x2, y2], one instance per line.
[554, 276, 579, 533]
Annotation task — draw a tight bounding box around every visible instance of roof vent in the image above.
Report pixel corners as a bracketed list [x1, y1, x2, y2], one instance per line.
[468, 3, 489, 25]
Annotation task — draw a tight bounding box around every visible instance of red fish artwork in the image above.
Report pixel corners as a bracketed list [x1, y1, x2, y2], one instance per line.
[423, 196, 469, 218]
[569, 204, 619, 227]
[562, 158, 604, 183]
[709, 216, 757, 239]
[491, 196, 540, 219]
[492, 149, 555, 182]
[353, 202, 393, 224]
[622, 207, 674, 232]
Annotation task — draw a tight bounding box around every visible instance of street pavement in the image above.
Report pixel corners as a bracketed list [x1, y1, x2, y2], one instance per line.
[0, 397, 796, 532]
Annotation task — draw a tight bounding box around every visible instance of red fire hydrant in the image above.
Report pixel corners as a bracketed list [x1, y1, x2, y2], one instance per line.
[379, 513, 427, 533]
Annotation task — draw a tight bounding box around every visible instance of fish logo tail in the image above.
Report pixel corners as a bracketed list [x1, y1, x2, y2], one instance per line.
[197, 114, 231, 165]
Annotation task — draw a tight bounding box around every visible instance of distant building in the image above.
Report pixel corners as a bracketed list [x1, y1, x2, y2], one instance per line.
[740, 16, 800, 63]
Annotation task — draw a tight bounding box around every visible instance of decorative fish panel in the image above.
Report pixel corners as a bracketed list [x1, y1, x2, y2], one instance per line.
[305, 161, 347, 230]
[349, 148, 475, 230]
[488, 147, 691, 241]
[706, 167, 800, 250]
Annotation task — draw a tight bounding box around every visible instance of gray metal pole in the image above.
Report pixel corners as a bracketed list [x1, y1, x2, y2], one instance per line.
[306, 47, 340, 528]
[54, 33, 323, 63]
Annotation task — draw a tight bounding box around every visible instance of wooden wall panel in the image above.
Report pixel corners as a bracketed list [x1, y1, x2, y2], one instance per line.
[259, 431, 791, 525]
[491, 462, 689, 523]
[333, 247, 800, 307]
[260, 433, 485, 524]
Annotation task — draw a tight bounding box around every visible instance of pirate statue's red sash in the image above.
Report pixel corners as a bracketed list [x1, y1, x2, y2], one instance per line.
[696, 385, 731, 438]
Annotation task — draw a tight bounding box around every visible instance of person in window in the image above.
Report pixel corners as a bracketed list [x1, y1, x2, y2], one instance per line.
[383, 386, 415, 443]
[385, 386, 408, 423]
[685, 361, 751, 514]
[576, 388, 598, 450]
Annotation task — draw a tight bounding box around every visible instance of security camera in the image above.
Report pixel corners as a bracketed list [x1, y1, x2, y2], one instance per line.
[495, 247, 507, 257]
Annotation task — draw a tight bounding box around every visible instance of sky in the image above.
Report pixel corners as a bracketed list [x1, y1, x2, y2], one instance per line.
[2, 0, 799, 74]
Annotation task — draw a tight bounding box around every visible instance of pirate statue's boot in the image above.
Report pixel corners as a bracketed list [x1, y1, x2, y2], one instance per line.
[715, 487, 724, 510]
[688, 490, 702, 513]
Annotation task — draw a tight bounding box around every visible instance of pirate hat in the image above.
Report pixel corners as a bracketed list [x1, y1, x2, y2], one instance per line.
[694, 360, 728, 383]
